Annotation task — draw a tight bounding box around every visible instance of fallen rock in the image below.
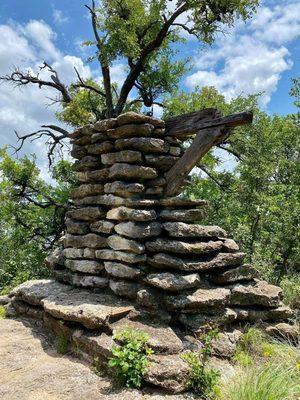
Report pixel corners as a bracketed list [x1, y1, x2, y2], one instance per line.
[101, 150, 142, 165]
[148, 252, 246, 271]
[109, 163, 157, 180]
[145, 354, 190, 393]
[208, 264, 258, 284]
[145, 272, 201, 292]
[165, 287, 231, 312]
[112, 318, 183, 354]
[115, 137, 169, 153]
[230, 281, 283, 308]
[146, 238, 223, 254]
[163, 222, 227, 238]
[107, 206, 156, 222]
[95, 249, 146, 264]
[265, 323, 299, 343]
[104, 262, 142, 279]
[104, 181, 144, 197]
[115, 221, 162, 239]
[107, 234, 145, 254]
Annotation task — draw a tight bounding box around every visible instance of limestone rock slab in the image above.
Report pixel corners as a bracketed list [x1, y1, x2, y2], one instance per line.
[65, 259, 104, 274]
[101, 150, 142, 165]
[71, 184, 104, 199]
[230, 281, 283, 308]
[180, 308, 237, 333]
[87, 141, 114, 155]
[95, 249, 146, 264]
[115, 137, 169, 153]
[65, 219, 90, 234]
[90, 220, 115, 234]
[107, 206, 156, 222]
[115, 221, 162, 238]
[208, 264, 258, 284]
[104, 181, 144, 197]
[107, 123, 154, 139]
[109, 280, 139, 299]
[234, 305, 294, 322]
[109, 163, 157, 180]
[64, 233, 107, 249]
[116, 112, 164, 127]
[145, 272, 201, 292]
[163, 222, 227, 238]
[159, 209, 207, 222]
[66, 207, 105, 222]
[104, 262, 141, 279]
[107, 234, 145, 254]
[146, 238, 223, 254]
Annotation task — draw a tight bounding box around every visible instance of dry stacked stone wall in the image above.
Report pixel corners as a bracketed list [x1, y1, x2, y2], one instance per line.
[48, 112, 292, 330]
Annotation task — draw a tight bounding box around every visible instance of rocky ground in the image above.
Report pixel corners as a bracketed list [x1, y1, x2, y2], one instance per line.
[0, 318, 196, 400]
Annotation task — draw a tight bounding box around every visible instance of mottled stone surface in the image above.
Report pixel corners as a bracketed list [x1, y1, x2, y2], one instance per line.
[180, 308, 237, 332]
[109, 163, 157, 180]
[159, 209, 207, 222]
[115, 221, 162, 239]
[230, 281, 283, 308]
[104, 262, 142, 279]
[101, 150, 142, 165]
[107, 207, 156, 222]
[146, 238, 223, 254]
[65, 259, 104, 274]
[108, 235, 145, 254]
[64, 233, 107, 249]
[145, 272, 201, 292]
[95, 249, 146, 264]
[115, 137, 169, 153]
[163, 222, 227, 238]
[208, 264, 258, 284]
[104, 181, 144, 197]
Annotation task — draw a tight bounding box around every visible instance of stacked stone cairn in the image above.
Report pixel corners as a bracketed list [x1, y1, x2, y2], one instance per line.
[7, 112, 296, 393]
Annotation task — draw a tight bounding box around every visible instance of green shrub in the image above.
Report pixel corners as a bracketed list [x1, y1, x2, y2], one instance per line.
[183, 329, 220, 399]
[233, 350, 254, 367]
[0, 306, 6, 319]
[108, 328, 153, 389]
[281, 274, 300, 309]
[221, 361, 300, 400]
[55, 333, 70, 355]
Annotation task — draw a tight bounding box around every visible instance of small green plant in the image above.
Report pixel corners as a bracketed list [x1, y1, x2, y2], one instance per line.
[55, 332, 70, 355]
[183, 328, 220, 399]
[0, 306, 6, 319]
[233, 349, 254, 367]
[92, 357, 105, 376]
[108, 328, 153, 389]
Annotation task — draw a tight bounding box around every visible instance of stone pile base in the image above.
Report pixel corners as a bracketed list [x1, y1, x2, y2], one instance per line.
[5, 111, 297, 393]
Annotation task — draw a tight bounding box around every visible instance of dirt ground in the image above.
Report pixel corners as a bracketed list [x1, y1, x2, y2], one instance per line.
[0, 318, 196, 400]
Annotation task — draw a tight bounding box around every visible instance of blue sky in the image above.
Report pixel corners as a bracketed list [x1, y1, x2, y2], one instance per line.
[0, 0, 299, 176]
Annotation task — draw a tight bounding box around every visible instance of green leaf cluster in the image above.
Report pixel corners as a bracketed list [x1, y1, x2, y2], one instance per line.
[108, 328, 153, 388]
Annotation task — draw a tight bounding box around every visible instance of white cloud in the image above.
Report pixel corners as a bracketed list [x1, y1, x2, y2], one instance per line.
[53, 9, 69, 24]
[185, 1, 300, 106]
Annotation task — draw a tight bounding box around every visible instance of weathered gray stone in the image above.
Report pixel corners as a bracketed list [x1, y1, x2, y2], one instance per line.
[73, 135, 91, 146]
[0, 295, 11, 305]
[148, 252, 246, 272]
[165, 287, 231, 312]
[11, 279, 69, 306]
[73, 156, 100, 172]
[63, 248, 84, 259]
[90, 220, 115, 234]
[45, 247, 64, 269]
[179, 308, 237, 333]
[211, 330, 243, 358]
[87, 141, 114, 155]
[222, 238, 239, 252]
[66, 207, 106, 222]
[95, 249, 146, 264]
[116, 112, 164, 127]
[109, 163, 157, 180]
[76, 168, 109, 183]
[72, 330, 116, 361]
[69, 125, 92, 139]
[208, 264, 258, 284]
[159, 198, 208, 208]
[94, 118, 118, 132]
[71, 145, 87, 159]
[145, 272, 201, 292]
[109, 280, 139, 299]
[265, 323, 299, 343]
[159, 208, 207, 222]
[234, 305, 294, 322]
[112, 318, 183, 354]
[107, 234, 145, 254]
[107, 123, 154, 139]
[107, 206, 156, 222]
[115, 221, 162, 239]
[145, 354, 190, 393]
[115, 137, 169, 153]
[104, 181, 144, 197]
[163, 222, 227, 238]
[65, 219, 90, 234]
[104, 262, 141, 279]
[230, 281, 283, 308]
[101, 150, 142, 165]
[71, 184, 104, 199]
[83, 248, 96, 258]
[64, 233, 107, 249]
[146, 239, 223, 254]
[136, 288, 162, 310]
[42, 288, 134, 329]
[91, 131, 109, 143]
[145, 155, 179, 171]
[65, 259, 104, 274]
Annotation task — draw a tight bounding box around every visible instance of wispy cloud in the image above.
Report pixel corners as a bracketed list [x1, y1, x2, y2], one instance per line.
[53, 9, 69, 24]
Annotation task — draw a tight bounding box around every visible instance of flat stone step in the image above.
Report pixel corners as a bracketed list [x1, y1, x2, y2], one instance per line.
[111, 318, 183, 354]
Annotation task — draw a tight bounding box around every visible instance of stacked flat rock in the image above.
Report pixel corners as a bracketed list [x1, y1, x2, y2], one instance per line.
[8, 112, 295, 393]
